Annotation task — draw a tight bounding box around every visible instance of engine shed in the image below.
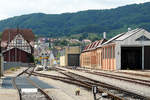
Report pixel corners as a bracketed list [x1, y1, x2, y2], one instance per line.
[104, 28, 150, 70]
[80, 28, 150, 70]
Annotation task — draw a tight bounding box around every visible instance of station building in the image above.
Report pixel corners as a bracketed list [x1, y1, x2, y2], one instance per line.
[1, 28, 35, 63]
[80, 28, 150, 70]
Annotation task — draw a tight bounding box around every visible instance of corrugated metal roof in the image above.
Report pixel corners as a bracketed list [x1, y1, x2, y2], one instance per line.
[101, 28, 144, 46]
[116, 28, 142, 41]
[100, 33, 125, 46]
[82, 28, 146, 52]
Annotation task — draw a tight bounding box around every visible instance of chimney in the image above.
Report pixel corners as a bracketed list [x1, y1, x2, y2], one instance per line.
[128, 28, 131, 31]
[103, 32, 106, 39]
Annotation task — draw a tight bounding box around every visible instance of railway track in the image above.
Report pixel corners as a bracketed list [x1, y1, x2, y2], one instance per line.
[116, 71, 150, 78]
[31, 68, 150, 100]
[56, 68, 150, 100]
[12, 66, 52, 100]
[61, 66, 150, 87]
[87, 71, 150, 87]
[64, 66, 150, 78]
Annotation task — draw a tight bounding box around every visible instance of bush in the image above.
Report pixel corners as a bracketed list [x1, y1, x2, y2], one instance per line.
[10, 68, 16, 71]
[16, 67, 20, 69]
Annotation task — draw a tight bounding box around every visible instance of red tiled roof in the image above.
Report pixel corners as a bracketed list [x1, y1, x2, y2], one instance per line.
[1, 28, 35, 42]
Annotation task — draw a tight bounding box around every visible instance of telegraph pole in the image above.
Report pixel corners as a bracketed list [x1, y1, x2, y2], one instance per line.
[15, 30, 17, 62]
[8, 31, 10, 62]
[20, 29, 22, 62]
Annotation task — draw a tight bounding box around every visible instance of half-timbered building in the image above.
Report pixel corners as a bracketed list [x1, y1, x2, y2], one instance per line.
[1, 29, 35, 63]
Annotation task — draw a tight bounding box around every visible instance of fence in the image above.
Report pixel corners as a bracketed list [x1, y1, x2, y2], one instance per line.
[3, 62, 29, 71]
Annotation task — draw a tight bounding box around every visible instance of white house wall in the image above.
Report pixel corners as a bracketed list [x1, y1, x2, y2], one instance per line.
[115, 44, 121, 70]
[7, 34, 31, 53]
[117, 29, 150, 46]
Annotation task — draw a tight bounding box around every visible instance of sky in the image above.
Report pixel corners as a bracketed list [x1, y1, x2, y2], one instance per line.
[0, 0, 150, 20]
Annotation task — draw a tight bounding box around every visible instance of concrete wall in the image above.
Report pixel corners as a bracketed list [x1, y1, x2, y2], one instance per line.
[60, 56, 65, 66]
[115, 44, 121, 70]
[65, 46, 81, 54]
[60, 46, 81, 67]
[65, 46, 81, 66]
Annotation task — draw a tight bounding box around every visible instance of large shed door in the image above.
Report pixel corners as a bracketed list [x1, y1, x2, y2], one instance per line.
[144, 46, 150, 69]
[68, 54, 80, 66]
[121, 47, 142, 70]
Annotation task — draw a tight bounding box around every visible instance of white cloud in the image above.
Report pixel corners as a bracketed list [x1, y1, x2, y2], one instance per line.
[0, 0, 149, 20]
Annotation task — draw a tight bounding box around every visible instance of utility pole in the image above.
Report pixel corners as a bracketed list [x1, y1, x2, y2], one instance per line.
[1, 54, 4, 76]
[15, 34, 17, 62]
[20, 29, 22, 63]
[8, 31, 10, 62]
